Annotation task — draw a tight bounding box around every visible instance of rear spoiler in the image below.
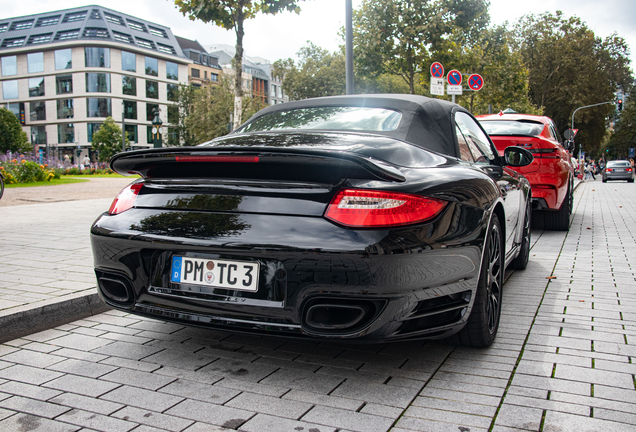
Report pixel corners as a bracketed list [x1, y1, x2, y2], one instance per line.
[111, 147, 406, 183]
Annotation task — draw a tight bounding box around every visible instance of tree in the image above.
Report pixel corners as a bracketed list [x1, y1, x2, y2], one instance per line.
[432, 25, 541, 115]
[186, 75, 266, 143]
[167, 84, 198, 146]
[91, 117, 130, 162]
[353, 0, 489, 94]
[174, 0, 305, 129]
[274, 42, 346, 101]
[515, 11, 633, 156]
[0, 107, 29, 154]
[608, 95, 636, 158]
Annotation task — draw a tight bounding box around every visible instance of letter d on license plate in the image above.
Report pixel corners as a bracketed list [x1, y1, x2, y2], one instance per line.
[171, 256, 259, 292]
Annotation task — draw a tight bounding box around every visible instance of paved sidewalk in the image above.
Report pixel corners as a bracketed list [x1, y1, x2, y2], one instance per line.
[1, 178, 634, 432]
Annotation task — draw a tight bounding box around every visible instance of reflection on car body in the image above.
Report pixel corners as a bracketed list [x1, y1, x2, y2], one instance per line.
[91, 95, 533, 348]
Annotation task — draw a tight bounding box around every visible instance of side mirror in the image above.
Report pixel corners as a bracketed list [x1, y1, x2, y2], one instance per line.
[505, 146, 534, 167]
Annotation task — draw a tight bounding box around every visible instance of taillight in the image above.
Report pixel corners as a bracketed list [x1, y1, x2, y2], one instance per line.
[108, 182, 143, 215]
[325, 189, 447, 228]
[605, 168, 613, 172]
[175, 155, 259, 163]
[627, 168, 633, 172]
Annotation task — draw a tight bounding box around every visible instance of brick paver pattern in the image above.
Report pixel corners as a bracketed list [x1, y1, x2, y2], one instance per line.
[0, 180, 634, 431]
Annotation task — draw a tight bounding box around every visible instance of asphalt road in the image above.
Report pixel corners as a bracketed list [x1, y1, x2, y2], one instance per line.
[0, 178, 634, 432]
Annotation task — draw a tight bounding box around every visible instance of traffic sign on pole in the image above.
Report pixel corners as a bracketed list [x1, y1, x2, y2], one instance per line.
[447, 70, 462, 86]
[430, 62, 444, 79]
[430, 77, 444, 96]
[468, 74, 484, 91]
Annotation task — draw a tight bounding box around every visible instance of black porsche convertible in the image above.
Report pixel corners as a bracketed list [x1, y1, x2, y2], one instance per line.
[91, 94, 533, 348]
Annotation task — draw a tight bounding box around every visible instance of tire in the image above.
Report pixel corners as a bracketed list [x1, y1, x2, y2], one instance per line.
[628, 179, 634, 183]
[544, 183, 571, 231]
[511, 199, 531, 270]
[602, 178, 607, 183]
[448, 215, 504, 348]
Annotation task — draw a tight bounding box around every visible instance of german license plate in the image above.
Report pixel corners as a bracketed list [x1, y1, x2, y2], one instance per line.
[170, 257, 259, 292]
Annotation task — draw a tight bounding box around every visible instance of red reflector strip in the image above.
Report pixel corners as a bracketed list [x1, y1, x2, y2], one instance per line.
[325, 189, 447, 228]
[175, 156, 259, 163]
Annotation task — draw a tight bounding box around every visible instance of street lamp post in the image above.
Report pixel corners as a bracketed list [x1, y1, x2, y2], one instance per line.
[345, 0, 354, 95]
[121, 101, 126, 152]
[571, 100, 617, 164]
[151, 108, 163, 148]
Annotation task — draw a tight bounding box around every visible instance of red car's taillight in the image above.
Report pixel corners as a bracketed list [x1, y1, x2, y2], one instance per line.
[325, 189, 447, 228]
[108, 182, 144, 215]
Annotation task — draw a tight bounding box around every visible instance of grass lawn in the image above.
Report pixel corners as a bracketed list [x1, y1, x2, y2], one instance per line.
[5, 177, 89, 188]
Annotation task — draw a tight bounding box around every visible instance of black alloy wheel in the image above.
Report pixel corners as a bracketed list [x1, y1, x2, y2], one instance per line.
[544, 183, 571, 231]
[448, 215, 504, 348]
[511, 199, 531, 270]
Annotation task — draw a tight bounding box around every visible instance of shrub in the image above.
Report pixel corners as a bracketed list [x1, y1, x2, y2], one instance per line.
[0, 154, 61, 184]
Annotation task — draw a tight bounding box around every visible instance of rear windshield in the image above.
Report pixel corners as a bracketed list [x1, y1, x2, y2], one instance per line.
[479, 120, 544, 137]
[238, 106, 402, 133]
[607, 161, 630, 167]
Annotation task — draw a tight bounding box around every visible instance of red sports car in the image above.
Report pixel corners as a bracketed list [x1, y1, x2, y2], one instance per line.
[478, 114, 574, 231]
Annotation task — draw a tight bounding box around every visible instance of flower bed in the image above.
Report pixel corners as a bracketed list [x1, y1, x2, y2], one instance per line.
[0, 156, 61, 184]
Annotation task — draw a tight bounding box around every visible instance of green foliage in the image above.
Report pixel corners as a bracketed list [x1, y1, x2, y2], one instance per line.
[174, 0, 304, 126]
[0, 158, 61, 184]
[274, 42, 346, 100]
[515, 11, 633, 157]
[91, 117, 130, 162]
[432, 25, 541, 115]
[353, 0, 489, 94]
[608, 95, 636, 158]
[186, 76, 266, 143]
[0, 107, 30, 154]
[167, 84, 198, 146]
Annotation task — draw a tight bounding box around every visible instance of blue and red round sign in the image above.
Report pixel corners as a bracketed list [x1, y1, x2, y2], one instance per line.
[468, 74, 484, 91]
[430, 62, 444, 78]
[447, 70, 462, 86]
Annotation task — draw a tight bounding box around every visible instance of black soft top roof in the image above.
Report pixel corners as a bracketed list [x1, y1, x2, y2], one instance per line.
[234, 94, 464, 158]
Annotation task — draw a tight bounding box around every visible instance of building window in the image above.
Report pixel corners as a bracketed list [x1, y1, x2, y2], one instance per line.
[63, 11, 87, 23]
[85, 47, 110, 68]
[104, 13, 124, 26]
[136, 38, 154, 50]
[1, 37, 25, 48]
[157, 44, 176, 55]
[148, 26, 167, 38]
[55, 29, 80, 41]
[2, 80, 18, 99]
[146, 103, 159, 121]
[167, 105, 178, 124]
[122, 76, 136, 96]
[57, 99, 74, 119]
[10, 20, 34, 31]
[87, 98, 111, 117]
[210, 73, 218, 82]
[123, 100, 137, 119]
[191, 68, 200, 78]
[83, 28, 109, 39]
[87, 123, 102, 142]
[127, 19, 146, 32]
[58, 124, 75, 143]
[121, 51, 136, 72]
[167, 84, 178, 102]
[27, 34, 52, 45]
[124, 124, 138, 143]
[189, 51, 199, 62]
[146, 80, 158, 99]
[1, 56, 17, 76]
[56, 75, 73, 94]
[29, 77, 45, 97]
[86, 73, 111, 92]
[277, 86, 282, 98]
[30, 101, 46, 121]
[270, 84, 275, 97]
[113, 31, 133, 44]
[147, 125, 154, 143]
[27, 52, 44, 73]
[55, 49, 72, 70]
[166, 61, 178, 80]
[145, 57, 158, 76]
[31, 125, 47, 144]
[36, 16, 60, 27]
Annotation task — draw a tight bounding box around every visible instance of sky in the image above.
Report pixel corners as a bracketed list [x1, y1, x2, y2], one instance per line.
[1, 0, 634, 69]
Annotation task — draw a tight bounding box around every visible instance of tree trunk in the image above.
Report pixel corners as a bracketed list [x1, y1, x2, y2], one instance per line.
[233, 2, 245, 130]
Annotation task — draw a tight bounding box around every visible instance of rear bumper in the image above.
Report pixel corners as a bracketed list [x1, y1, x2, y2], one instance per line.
[90, 207, 487, 342]
[603, 172, 633, 181]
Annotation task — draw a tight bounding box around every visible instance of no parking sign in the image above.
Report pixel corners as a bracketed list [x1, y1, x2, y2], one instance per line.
[468, 74, 484, 91]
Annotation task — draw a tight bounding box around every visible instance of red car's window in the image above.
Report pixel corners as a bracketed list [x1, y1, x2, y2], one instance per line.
[480, 120, 544, 137]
